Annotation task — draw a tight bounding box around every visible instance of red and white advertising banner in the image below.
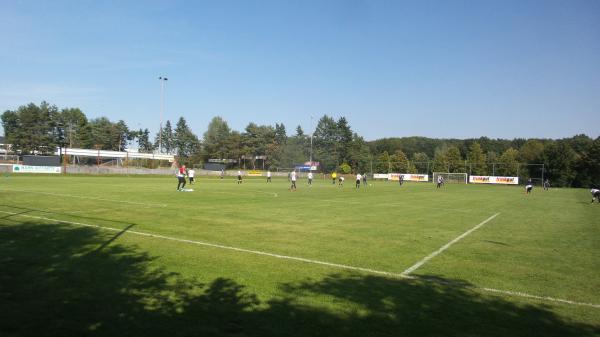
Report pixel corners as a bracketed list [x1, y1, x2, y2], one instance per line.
[389, 173, 429, 182]
[469, 175, 519, 185]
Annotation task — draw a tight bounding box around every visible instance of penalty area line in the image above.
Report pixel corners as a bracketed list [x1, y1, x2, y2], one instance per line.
[401, 213, 500, 276]
[1, 210, 598, 309]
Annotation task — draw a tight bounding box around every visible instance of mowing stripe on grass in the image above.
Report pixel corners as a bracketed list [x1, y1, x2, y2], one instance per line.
[1, 209, 598, 309]
[321, 198, 477, 214]
[401, 213, 500, 276]
[1, 188, 168, 208]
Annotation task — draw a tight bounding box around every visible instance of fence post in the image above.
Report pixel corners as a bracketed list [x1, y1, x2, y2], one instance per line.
[63, 148, 67, 175]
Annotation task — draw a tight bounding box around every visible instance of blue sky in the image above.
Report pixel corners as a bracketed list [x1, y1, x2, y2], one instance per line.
[1, 0, 599, 140]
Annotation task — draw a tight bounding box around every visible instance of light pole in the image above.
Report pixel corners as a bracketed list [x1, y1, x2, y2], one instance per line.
[310, 115, 314, 163]
[158, 76, 168, 153]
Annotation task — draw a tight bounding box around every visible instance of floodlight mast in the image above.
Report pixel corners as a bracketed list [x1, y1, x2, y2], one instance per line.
[310, 115, 314, 163]
[158, 76, 168, 153]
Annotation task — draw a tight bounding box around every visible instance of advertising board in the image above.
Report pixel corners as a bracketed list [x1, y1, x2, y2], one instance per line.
[469, 176, 519, 185]
[13, 164, 61, 174]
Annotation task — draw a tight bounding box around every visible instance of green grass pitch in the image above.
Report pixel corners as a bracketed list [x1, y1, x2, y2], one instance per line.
[1, 174, 598, 336]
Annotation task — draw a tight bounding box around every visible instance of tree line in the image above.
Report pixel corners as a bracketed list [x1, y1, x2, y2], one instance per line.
[369, 135, 600, 187]
[2, 102, 599, 187]
[0, 102, 198, 156]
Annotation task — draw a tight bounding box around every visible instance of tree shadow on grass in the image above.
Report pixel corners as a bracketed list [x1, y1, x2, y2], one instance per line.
[0, 204, 145, 228]
[275, 274, 600, 337]
[0, 220, 598, 337]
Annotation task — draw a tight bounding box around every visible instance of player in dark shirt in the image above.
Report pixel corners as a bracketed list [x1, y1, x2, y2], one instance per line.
[543, 179, 550, 190]
[525, 179, 533, 194]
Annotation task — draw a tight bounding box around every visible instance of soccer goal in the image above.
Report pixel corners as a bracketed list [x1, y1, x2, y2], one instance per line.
[433, 172, 467, 184]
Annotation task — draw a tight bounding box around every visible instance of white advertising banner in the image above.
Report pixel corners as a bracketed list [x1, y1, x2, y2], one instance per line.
[13, 164, 61, 174]
[469, 175, 519, 185]
[373, 173, 390, 179]
[389, 173, 429, 182]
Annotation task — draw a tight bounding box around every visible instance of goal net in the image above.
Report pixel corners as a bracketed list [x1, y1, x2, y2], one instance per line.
[433, 172, 467, 184]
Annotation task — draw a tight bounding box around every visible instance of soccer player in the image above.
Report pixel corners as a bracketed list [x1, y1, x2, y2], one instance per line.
[436, 175, 443, 189]
[339, 175, 345, 186]
[266, 170, 272, 183]
[290, 170, 297, 191]
[591, 188, 600, 203]
[220, 168, 225, 179]
[237, 170, 243, 184]
[308, 171, 313, 186]
[362, 173, 367, 186]
[176, 165, 187, 191]
[356, 173, 362, 189]
[543, 179, 550, 191]
[332, 172, 337, 184]
[399, 174, 404, 186]
[525, 178, 533, 194]
[188, 168, 195, 185]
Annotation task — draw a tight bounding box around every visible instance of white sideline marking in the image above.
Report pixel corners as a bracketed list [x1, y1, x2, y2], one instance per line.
[1, 210, 598, 309]
[2, 189, 167, 208]
[480, 288, 600, 309]
[401, 213, 500, 276]
[0, 210, 405, 279]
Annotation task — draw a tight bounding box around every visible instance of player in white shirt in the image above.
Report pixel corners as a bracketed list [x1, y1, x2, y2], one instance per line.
[338, 176, 345, 186]
[290, 170, 297, 191]
[307, 172, 313, 186]
[237, 170, 243, 184]
[355, 173, 362, 189]
[525, 179, 533, 194]
[267, 170, 272, 183]
[591, 188, 600, 203]
[188, 169, 195, 184]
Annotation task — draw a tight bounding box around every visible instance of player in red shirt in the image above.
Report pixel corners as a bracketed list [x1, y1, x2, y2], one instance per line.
[176, 165, 187, 191]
